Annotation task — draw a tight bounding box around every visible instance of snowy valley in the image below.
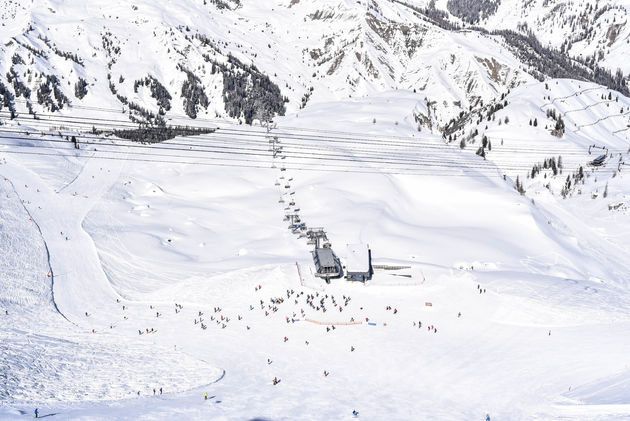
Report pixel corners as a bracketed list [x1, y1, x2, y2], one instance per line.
[1, 1, 630, 420]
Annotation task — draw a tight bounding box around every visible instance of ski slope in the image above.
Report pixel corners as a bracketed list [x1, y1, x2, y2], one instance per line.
[2, 85, 630, 420]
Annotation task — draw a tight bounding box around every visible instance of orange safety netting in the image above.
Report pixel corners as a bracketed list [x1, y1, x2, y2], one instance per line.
[304, 319, 363, 326]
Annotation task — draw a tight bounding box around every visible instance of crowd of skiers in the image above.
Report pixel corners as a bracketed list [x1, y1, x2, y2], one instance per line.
[74, 279, 504, 420]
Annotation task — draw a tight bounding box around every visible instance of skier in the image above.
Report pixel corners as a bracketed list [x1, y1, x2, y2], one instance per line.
[160, 387, 163, 395]
[204, 393, 208, 400]
[485, 414, 491, 421]
[350, 346, 355, 352]
[352, 409, 359, 417]
[34, 408, 38, 418]
[267, 358, 272, 365]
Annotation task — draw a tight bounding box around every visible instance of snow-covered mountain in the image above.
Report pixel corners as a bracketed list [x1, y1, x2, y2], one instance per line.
[429, 0, 630, 76]
[2, 1, 630, 420]
[1, 0, 628, 126]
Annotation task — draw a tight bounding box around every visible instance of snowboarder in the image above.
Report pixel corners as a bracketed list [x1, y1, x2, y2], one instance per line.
[204, 393, 208, 400]
[273, 377, 280, 385]
[485, 414, 491, 421]
[350, 346, 355, 352]
[267, 358, 272, 365]
[352, 409, 359, 417]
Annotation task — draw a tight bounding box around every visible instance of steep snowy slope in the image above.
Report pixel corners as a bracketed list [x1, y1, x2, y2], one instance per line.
[444, 79, 630, 275]
[419, 0, 630, 76]
[0, 0, 537, 129]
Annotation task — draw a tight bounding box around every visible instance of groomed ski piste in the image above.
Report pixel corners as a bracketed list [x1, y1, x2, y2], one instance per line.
[1, 81, 630, 420]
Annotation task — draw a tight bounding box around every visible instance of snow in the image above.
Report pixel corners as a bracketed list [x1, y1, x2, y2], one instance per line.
[345, 244, 369, 274]
[1, 85, 630, 420]
[1, 0, 630, 419]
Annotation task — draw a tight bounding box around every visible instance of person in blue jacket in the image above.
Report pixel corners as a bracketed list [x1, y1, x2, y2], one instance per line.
[34, 408, 38, 418]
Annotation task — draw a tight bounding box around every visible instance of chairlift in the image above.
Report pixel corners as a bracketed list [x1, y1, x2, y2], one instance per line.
[588, 144, 608, 155]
